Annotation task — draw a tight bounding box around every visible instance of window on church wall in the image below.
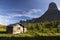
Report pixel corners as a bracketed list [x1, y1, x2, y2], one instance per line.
[17, 27, 20, 30]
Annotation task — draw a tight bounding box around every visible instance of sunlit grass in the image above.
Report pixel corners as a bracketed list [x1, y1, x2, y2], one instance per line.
[0, 25, 60, 37]
[0, 29, 60, 37]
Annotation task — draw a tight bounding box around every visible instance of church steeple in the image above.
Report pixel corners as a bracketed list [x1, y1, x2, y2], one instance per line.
[48, 2, 58, 10]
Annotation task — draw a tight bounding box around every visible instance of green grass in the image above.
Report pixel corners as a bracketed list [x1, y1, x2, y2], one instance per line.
[0, 24, 60, 40]
[0, 28, 60, 40]
[0, 28, 60, 37]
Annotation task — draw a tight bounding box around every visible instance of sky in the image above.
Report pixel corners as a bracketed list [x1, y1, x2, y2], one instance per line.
[0, 0, 60, 25]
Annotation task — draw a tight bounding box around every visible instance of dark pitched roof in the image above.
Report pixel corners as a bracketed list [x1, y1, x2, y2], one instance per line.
[7, 23, 25, 28]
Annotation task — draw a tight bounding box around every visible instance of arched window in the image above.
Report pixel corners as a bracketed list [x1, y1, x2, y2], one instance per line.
[17, 27, 20, 30]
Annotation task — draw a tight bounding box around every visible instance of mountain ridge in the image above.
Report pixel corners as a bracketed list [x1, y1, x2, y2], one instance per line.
[20, 2, 60, 23]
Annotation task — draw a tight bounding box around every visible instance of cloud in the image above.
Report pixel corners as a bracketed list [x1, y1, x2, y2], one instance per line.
[0, 15, 11, 25]
[0, 15, 19, 25]
[0, 9, 42, 25]
[7, 9, 41, 18]
[1, 8, 41, 17]
[0, 15, 11, 19]
[23, 9, 41, 18]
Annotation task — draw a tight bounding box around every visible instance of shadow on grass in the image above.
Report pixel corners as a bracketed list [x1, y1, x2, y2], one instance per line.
[0, 36, 60, 40]
[0, 31, 7, 34]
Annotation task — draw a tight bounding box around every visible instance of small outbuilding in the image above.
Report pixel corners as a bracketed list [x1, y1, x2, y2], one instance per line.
[7, 23, 27, 34]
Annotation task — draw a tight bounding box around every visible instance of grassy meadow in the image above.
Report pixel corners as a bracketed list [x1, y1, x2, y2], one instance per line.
[0, 21, 60, 40]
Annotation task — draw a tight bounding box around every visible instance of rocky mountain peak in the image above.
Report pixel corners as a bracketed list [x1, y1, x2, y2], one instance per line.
[48, 2, 58, 10]
[20, 2, 60, 23]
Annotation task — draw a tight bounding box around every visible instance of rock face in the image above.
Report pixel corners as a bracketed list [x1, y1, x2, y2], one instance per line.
[29, 2, 60, 22]
[48, 2, 58, 10]
[37, 2, 60, 22]
[20, 2, 60, 23]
